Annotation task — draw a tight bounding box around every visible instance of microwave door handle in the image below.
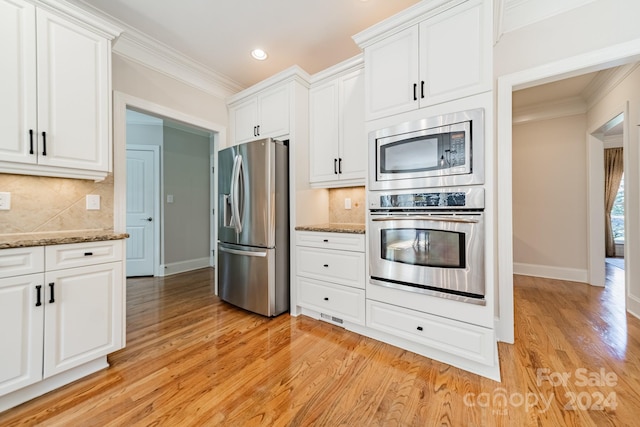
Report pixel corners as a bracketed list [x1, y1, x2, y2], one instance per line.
[371, 215, 479, 224]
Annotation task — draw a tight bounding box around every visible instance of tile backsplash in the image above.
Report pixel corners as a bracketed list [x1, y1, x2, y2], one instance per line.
[328, 186, 365, 224]
[0, 173, 114, 234]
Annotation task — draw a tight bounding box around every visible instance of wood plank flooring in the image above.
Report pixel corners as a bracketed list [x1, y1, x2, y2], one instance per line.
[1, 268, 640, 426]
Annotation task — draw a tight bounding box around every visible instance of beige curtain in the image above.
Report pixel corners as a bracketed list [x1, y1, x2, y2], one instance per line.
[604, 148, 624, 257]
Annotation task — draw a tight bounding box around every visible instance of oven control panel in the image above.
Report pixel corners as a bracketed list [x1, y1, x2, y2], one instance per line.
[369, 187, 484, 210]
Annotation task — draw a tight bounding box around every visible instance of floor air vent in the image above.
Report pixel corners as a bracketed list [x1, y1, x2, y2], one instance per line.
[320, 313, 344, 324]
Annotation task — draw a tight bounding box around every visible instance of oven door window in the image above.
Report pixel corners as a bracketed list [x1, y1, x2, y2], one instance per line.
[380, 228, 465, 268]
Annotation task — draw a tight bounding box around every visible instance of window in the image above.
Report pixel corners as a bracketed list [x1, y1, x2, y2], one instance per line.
[611, 174, 624, 243]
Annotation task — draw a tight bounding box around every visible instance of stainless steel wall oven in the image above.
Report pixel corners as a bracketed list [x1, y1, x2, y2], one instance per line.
[368, 187, 485, 305]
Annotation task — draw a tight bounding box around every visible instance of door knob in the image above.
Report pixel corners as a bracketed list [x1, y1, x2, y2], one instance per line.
[141, 217, 153, 222]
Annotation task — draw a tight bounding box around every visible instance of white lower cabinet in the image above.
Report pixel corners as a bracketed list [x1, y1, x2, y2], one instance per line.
[296, 231, 365, 325]
[0, 272, 44, 396]
[366, 300, 495, 366]
[298, 277, 365, 325]
[0, 240, 124, 407]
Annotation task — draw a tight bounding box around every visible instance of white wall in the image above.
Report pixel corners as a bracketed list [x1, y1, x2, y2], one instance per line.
[495, 0, 640, 338]
[126, 123, 163, 147]
[495, 0, 640, 78]
[587, 66, 640, 314]
[113, 55, 228, 128]
[163, 126, 211, 267]
[512, 114, 588, 280]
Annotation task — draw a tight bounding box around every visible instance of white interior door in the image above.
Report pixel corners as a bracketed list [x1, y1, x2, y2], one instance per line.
[126, 148, 156, 277]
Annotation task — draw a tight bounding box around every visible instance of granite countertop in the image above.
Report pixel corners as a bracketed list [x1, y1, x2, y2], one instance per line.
[0, 230, 129, 249]
[295, 223, 365, 234]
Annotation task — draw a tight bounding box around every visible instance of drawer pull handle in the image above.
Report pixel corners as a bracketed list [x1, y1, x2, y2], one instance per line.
[416, 326, 423, 331]
[48, 282, 55, 304]
[323, 264, 329, 267]
[84, 252, 93, 256]
[324, 297, 329, 301]
[323, 239, 329, 243]
[35, 285, 42, 307]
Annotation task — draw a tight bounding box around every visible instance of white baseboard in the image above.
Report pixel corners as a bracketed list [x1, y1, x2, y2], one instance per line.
[160, 257, 212, 277]
[627, 294, 640, 320]
[513, 262, 588, 283]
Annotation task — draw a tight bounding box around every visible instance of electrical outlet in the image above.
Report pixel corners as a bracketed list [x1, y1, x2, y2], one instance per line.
[86, 194, 100, 210]
[344, 198, 352, 210]
[0, 192, 11, 210]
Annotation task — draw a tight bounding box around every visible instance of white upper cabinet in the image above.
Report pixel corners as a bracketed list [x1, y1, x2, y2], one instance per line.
[0, 0, 119, 180]
[230, 84, 290, 144]
[309, 61, 366, 187]
[0, 0, 37, 165]
[356, 0, 492, 120]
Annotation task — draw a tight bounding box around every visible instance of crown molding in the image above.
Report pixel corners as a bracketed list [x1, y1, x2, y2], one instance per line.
[66, 0, 244, 99]
[512, 96, 586, 124]
[501, 0, 596, 34]
[113, 30, 244, 99]
[582, 63, 640, 109]
[310, 54, 363, 86]
[227, 65, 311, 105]
[352, 0, 466, 49]
[36, 0, 121, 39]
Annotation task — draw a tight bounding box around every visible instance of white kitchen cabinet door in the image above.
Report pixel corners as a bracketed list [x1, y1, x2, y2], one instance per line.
[0, 273, 44, 397]
[231, 97, 258, 144]
[309, 68, 365, 186]
[231, 85, 290, 145]
[419, 0, 491, 107]
[338, 69, 366, 181]
[43, 262, 123, 378]
[35, 8, 110, 172]
[0, 0, 37, 165]
[364, 25, 419, 120]
[257, 84, 289, 140]
[309, 81, 340, 183]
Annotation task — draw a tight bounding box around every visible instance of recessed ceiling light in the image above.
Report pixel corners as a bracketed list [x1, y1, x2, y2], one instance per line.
[251, 49, 268, 61]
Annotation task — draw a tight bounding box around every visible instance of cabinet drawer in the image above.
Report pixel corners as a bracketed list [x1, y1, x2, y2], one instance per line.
[296, 231, 364, 252]
[366, 300, 495, 366]
[296, 246, 365, 289]
[0, 247, 45, 279]
[45, 240, 123, 270]
[298, 277, 365, 325]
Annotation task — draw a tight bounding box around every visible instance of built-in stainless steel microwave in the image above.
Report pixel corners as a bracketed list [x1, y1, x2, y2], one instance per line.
[369, 109, 484, 190]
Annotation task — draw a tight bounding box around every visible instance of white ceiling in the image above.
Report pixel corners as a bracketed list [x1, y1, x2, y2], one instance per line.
[71, 0, 421, 88]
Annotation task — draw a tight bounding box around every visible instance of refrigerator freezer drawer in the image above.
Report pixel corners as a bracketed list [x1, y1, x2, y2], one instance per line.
[217, 243, 288, 317]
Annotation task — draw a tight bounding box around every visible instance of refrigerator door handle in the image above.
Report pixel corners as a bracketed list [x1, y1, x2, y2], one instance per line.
[219, 245, 267, 257]
[232, 154, 244, 234]
[229, 154, 238, 230]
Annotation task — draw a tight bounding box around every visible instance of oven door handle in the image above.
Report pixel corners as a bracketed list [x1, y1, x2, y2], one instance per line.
[371, 215, 479, 224]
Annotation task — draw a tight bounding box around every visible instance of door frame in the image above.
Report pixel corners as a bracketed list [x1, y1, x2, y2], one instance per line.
[496, 38, 640, 343]
[126, 144, 161, 277]
[113, 92, 226, 275]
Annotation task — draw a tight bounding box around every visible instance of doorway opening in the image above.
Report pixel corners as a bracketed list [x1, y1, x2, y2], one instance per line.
[125, 108, 215, 278]
[496, 43, 640, 343]
[113, 92, 224, 281]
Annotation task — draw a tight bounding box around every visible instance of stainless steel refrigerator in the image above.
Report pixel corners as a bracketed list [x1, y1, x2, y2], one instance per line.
[217, 138, 289, 316]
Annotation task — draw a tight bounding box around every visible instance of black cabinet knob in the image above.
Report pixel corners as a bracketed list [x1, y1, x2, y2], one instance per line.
[416, 326, 423, 331]
[324, 297, 329, 301]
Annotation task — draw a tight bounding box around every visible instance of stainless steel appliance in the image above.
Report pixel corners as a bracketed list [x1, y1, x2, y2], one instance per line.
[368, 187, 485, 305]
[217, 138, 289, 316]
[369, 108, 484, 190]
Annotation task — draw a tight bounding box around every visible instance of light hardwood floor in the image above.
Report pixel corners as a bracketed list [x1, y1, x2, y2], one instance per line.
[1, 267, 639, 426]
